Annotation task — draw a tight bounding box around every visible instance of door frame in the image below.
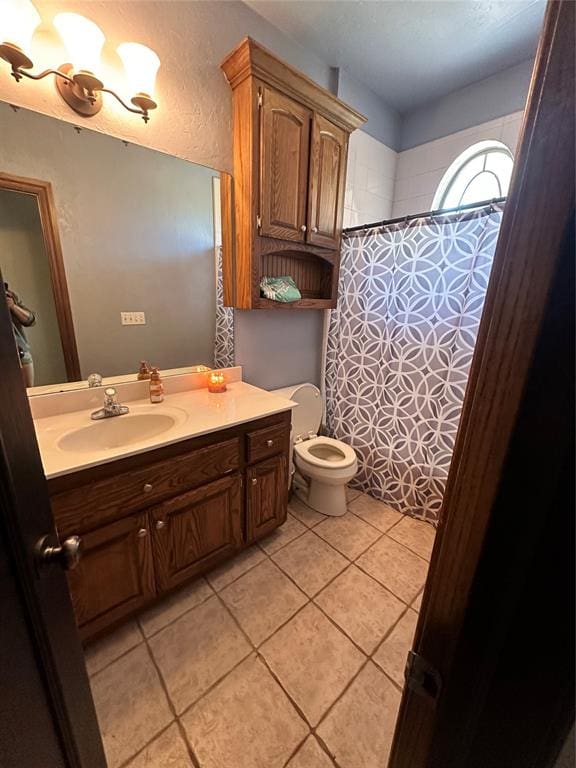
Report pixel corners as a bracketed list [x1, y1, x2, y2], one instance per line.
[389, 0, 574, 764]
[0, 172, 81, 381]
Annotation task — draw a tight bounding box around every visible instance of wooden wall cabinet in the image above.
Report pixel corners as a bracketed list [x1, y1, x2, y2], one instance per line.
[49, 411, 290, 642]
[221, 37, 366, 310]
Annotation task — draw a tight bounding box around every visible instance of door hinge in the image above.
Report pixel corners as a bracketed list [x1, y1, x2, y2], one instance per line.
[405, 651, 442, 702]
[257, 90, 263, 108]
[256, 214, 262, 230]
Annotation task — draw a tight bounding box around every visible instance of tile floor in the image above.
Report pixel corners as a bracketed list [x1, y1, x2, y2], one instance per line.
[84, 490, 435, 768]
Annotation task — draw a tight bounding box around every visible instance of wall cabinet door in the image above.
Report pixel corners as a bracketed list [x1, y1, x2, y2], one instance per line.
[66, 512, 156, 641]
[151, 474, 242, 592]
[307, 114, 348, 249]
[246, 454, 288, 542]
[260, 85, 311, 242]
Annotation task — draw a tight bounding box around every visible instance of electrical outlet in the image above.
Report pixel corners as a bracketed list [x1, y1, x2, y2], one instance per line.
[121, 311, 146, 326]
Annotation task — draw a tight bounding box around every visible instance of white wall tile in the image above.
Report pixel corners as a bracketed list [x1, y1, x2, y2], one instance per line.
[345, 130, 396, 227]
[392, 111, 523, 216]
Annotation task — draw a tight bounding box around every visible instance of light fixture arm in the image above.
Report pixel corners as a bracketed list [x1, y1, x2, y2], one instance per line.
[99, 87, 153, 123]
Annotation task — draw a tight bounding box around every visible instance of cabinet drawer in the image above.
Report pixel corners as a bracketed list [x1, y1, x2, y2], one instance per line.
[52, 438, 240, 534]
[246, 423, 289, 464]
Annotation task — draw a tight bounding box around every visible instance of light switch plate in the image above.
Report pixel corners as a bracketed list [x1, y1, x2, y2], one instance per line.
[121, 311, 146, 325]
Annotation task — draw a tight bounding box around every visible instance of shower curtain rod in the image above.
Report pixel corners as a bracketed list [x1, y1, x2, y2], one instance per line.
[343, 196, 507, 234]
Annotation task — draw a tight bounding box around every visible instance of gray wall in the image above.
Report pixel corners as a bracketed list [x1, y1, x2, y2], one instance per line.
[235, 310, 324, 390]
[0, 190, 67, 385]
[336, 68, 401, 150]
[0, 103, 218, 381]
[400, 59, 534, 151]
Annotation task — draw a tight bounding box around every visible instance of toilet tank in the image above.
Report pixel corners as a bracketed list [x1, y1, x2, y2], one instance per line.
[271, 383, 322, 440]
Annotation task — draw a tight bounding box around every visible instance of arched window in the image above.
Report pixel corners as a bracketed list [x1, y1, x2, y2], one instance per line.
[432, 140, 513, 210]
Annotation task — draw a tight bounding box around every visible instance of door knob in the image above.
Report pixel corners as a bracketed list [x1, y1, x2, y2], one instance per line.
[35, 534, 82, 571]
[251, 478, 258, 486]
[266, 439, 274, 447]
[155, 520, 165, 530]
[300, 224, 307, 232]
[312, 226, 318, 233]
[143, 483, 153, 493]
[137, 528, 148, 538]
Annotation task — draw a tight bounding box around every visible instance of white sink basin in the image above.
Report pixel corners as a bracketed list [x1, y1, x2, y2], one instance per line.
[57, 408, 185, 453]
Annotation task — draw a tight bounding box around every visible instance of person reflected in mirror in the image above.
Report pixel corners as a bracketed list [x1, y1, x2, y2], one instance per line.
[5, 283, 36, 387]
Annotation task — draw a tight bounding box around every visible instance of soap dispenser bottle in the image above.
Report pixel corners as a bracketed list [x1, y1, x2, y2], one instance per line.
[137, 360, 151, 380]
[149, 367, 164, 403]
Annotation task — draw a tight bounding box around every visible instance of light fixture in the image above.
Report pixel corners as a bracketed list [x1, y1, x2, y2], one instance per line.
[0, 2, 160, 123]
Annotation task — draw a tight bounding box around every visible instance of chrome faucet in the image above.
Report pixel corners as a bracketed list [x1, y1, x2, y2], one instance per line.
[91, 387, 129, 420]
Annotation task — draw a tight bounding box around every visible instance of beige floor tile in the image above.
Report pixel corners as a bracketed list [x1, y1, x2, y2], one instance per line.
[356, 536, 429, 603]
[387, 515, 436, 560]
[289, 496, 326, 528]
[260, 603, 364, 726]
[317, 662, 401, 768]
[85, 620, 142, 676]
[272, 531, 348, 597]
[314, 512, 381, 560]
[138, 578, 213, 638]
[412, 590, 424, 612]
[206, 545, 266, 591]
[90, 645, 173, 768]
[315, 566, 405, 653]
[287, 735, 334, 767]
[345, 486, 362, 504]
[148, 595, 251, 714]
[349, 493, 404, 533]
[259, 514, 307, 554]
[182, 655, 308, 768]
[125, 723, 193, 768]
[373, 609, 419, 687]
[220, 559, 307, 646]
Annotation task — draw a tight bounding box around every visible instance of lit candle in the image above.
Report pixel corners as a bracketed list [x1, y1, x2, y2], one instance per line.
[208, 371, 227, 393]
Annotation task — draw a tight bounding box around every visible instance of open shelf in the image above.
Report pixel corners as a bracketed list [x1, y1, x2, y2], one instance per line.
[259, 249, 335, 307]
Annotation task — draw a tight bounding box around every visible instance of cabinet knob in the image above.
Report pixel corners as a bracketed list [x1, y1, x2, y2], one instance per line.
[300, 224, 307, 232]
[155, 520, 165, 530]
[251, 478, 258, 486]
[266, 439, 274, 447]
[312, 226, 318, 233]
[137, 528, 148, 538]
[143, 483, 153, 493]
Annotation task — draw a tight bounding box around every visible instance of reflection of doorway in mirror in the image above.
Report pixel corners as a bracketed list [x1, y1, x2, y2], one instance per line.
[0, 189, 67, 388]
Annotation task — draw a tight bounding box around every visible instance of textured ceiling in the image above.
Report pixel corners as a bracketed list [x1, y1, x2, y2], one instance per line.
[244, 0, 546, 113]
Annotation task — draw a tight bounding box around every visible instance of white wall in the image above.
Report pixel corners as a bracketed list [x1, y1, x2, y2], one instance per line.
[344, 131, 397, 227]
[392, 111, 524, 218]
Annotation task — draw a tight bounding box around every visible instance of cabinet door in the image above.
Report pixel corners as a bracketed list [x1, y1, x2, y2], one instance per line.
[66, 512, 156, 641]
[151, 475, 242, 593]
[246, 454, 288, 542]
[260, 85, 311, 242]
[307, 113, 348, 249]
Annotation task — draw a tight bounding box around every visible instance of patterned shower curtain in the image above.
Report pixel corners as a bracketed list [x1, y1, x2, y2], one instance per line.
[325, 203, 504, 523]
[213, 245, 235, 368]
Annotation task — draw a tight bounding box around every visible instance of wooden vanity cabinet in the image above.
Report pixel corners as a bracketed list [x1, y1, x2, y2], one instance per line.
[48, 410, 291, 642]
[221, 37, 366, 310]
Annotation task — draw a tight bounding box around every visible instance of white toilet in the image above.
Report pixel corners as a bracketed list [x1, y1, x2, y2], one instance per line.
[272, 383, 358, 517]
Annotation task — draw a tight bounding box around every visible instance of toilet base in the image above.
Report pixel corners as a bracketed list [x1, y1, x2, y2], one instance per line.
[295, 479, 347, 517]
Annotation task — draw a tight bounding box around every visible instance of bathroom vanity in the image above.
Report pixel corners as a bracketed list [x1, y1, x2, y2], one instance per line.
[34, 376, 293, 642]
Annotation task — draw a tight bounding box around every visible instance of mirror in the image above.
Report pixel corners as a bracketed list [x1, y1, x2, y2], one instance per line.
[0, 102, 234, 395]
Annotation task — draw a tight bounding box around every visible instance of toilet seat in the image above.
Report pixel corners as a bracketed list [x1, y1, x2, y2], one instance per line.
[294, 436, 356, 470]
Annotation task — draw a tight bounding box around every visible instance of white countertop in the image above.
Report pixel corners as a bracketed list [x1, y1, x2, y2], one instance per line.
[34, 382, 295, 480]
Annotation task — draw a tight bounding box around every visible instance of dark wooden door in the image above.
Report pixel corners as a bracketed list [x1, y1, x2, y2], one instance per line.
[66, 512, 156, 641]
[259, 85, 311, 242]
[151, 474, 242, 592]
[0, 279, 106, 767]
[307, 113, 347, 249]
[246, 454, 288, 542]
